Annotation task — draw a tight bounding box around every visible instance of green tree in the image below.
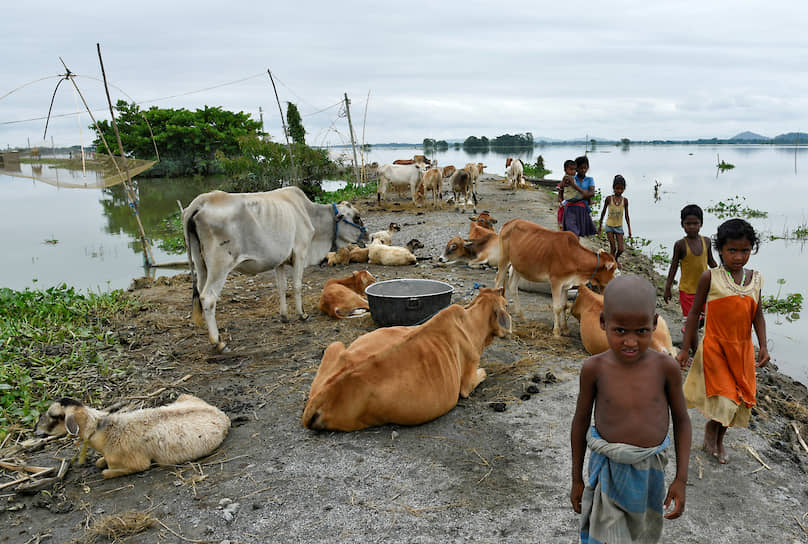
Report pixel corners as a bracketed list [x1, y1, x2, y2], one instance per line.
[286, 102, 306, 144]
[92, 101, 262, 177]
[217, 135, 335, 196]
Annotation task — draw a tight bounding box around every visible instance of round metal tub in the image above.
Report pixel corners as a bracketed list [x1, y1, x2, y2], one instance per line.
[365, 279, 454, 327]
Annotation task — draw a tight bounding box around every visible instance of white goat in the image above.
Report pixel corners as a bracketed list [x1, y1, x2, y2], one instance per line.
[367, 239, 417, 266]
[35, 394, 230, 479]
[370, 222, 401, 246]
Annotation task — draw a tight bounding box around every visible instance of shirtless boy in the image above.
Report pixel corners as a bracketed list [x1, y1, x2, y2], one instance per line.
[570, 275, 692, 543]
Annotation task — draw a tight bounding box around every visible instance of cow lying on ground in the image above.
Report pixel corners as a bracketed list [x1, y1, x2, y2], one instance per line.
[506, 157, 525, 189]
[368, 239, 417, 265]
[183, 187, 368, 350]
[570, 284, 678, 356]
[319, 270, 376, 319]
[495, 219, 617, 336]
[326, 245, 354, 266]
[377, 163, 425, 205]
[469, 211, 497, 237]
[438, 233, 500, 268]
[302, 288, 512, 431]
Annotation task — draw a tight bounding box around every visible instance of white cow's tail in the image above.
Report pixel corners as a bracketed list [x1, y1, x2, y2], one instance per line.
[184, 209, 206, 327]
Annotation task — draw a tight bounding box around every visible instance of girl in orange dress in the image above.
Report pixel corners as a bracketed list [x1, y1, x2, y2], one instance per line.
[676, 219, 770, 463]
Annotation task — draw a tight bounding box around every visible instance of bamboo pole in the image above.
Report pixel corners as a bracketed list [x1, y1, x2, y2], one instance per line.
[267, 70, 298, 186]
[344, 93, 361, 187]
[59, 53, 155, 267]
[360, 90, 370, 186]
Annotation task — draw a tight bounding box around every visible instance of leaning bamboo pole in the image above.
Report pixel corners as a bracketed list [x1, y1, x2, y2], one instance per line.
[58, 52, 155, 267]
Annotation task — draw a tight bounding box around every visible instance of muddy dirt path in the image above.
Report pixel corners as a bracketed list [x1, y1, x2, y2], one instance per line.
[3, 176, 808, 543]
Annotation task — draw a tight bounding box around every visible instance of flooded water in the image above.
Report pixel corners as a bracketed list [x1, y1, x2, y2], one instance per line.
[1, 145, 805, 382]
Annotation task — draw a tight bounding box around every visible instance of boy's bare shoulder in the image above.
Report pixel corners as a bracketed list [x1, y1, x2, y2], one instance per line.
[645, 349, 682, 376]
[581, 350, 613, 374]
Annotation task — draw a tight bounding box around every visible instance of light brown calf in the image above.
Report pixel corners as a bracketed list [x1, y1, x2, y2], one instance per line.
[302, 288, 512, 431]
[318, 270, 376, 319]
[495, 219, 617, 336]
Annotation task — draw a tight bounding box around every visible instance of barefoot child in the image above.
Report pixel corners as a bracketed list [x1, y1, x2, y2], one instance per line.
[571, 275, 691, 543]
[557, 159, 579, 229]
[664, 204, 717, 334]
[597, 175, 632, 263]
[562, 156, 597, 236]
[676, 219, 770, 464]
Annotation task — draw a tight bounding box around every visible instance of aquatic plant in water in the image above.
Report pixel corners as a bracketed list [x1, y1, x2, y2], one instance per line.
[706, 196, 767, 219]
[761, 278, 803, 322]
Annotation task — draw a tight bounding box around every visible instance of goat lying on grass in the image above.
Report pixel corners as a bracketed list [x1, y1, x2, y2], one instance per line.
[35, 394, 230, 479]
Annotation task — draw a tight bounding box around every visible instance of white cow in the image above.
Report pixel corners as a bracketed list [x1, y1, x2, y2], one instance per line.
[183, 187, 368, 350]
[377, 163, 425, 205]
[506, 158, 525, 189]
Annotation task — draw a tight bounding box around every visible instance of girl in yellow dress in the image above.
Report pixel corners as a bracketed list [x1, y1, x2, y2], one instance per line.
[597, 175, 632, 264]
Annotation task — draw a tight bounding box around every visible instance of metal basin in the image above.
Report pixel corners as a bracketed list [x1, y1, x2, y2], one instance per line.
[365, 279, 454, 327]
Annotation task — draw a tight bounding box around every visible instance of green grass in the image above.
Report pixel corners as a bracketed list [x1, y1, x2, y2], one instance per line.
[0, 285, 140, 440]
[523, 164, 551, 178]
[314, 181, 378, 204]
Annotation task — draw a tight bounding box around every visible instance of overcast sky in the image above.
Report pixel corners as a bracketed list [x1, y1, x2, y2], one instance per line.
[2, 1, 807, 149]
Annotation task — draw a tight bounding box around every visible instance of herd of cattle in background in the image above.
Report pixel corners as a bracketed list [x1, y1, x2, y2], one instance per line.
[374, 154, 527, 208]
[33, 154, 676, 476]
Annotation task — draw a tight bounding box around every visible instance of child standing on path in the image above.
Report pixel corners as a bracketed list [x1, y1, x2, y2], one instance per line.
[597, 175, 632, 263]
[664, 204, 717, 333]
[571, 275, 691, 543]
[557, 159, 580, 229]
[562, 156, 597, 237]
[676, 219, 769, 464]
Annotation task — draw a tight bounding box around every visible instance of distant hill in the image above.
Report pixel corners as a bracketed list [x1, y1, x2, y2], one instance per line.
[730, 131, 768, 141]
[773, 132, 808, 144]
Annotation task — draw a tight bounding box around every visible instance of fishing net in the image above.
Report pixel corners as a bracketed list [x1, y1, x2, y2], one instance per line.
[0, 150, 156, 189]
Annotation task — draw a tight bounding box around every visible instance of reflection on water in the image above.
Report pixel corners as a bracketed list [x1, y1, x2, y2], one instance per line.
[100, 176, 221, 252]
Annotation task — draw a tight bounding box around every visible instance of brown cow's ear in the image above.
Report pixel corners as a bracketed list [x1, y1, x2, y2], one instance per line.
[469, 216, 477, 222]
[498, 287, 505, 296]
[605, 261, 616, 270]
[65, 413, 79, 436]
[495, 308, 512, 334]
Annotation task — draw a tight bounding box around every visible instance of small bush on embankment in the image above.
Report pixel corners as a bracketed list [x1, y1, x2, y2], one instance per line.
[0, 285, 139, 440]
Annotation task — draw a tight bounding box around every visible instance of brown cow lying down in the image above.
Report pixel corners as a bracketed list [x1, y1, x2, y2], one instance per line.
[302, 288, 512, 431]
[318, 270, 376, 319]
[570, 284, 678, 357]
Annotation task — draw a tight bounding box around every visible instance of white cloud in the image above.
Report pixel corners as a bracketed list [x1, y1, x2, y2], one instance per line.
[2, 0, 808, 147]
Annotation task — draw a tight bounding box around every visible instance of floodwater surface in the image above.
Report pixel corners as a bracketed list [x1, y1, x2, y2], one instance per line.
[1, 145, 805, 382]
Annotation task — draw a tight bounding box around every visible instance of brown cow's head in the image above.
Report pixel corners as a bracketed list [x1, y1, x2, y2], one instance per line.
[571, 283, 601, 321]
[438, 236, 469, 263]
[353, 270, 376, 292]
[505, 157, 513, 167]
[590, 251, 618, 289]
[470, 287, 511, 338]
